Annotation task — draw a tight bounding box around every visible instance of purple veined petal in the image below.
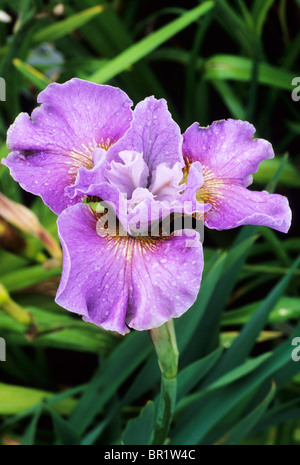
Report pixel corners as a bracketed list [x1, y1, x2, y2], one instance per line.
[204, 182, 291, 233]
[55, 203, 204, 334]
[2, 149, 84, 214]
[183, 119, 275, 187]
[106, 96, 183, 173]
[183, 119, 291, 233]
[2, 78, 133, 214]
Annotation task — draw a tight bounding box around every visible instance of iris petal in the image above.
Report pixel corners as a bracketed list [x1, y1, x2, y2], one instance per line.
[2, 78, 133, 214]
[203, 183, 291, 233]
[106, 96, 183, 174]
[183, 119, 291, 233]
[183, 119, 274, 186]
[56, 204, 203, 334]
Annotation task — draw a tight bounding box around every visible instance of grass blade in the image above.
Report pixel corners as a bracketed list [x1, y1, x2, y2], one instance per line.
[222, 381, 276, 445]
[33, 5, 105, 44]
[89, 2, 214, 84]
[69, 331, 152, 434]
[204, 254, 300, 383]
[122, 401, 155, 446]
[13, 58, 50, 90]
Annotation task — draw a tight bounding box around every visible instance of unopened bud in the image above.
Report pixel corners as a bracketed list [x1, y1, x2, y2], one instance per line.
[0, 218, 26, 254]
[0, 193, 62, 260]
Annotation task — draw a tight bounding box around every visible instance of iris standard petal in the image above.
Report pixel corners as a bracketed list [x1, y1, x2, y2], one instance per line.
[2, 78, 133, 214]
[55, 203, 203, 334]
[106, 96, 183, 173]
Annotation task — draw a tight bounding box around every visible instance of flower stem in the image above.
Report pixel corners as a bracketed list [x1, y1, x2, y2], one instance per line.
[152, 375, 177, 445]
[149, 320, 178, 445]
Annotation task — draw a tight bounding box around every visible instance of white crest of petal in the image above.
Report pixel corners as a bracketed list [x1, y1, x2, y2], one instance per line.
[149, 162, 184, 202]
[128, 187, 155, 213]
[104, 150, 149, 198]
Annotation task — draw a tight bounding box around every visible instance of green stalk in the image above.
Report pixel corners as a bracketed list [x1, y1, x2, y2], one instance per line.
[149, 320, 178, 445]
[152, 376, 177, 445]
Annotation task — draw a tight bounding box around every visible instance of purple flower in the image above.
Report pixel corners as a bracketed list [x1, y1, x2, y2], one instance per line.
[183, 119, 291, 233]
[2, 78, 133, 214]
[2, 78, 292, 335]
[54, 93, 205, 334]
[56, 206, 203, 334]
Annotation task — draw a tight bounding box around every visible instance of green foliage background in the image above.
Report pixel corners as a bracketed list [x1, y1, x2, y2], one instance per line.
[0, 0, 299, 445]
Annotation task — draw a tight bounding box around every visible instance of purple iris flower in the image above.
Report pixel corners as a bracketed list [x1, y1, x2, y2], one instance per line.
[2, 79, 207, 334]
[2, 79, 291, 335]
[12, 85, 203, 335]
[182, 119, 291, 233]
[54, 95, 206, 334]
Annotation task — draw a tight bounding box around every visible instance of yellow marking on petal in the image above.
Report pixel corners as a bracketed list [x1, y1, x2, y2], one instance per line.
[196, 165, 225, 209]
[105, 235, 168, 262]
[100, 139, 115, 151]
[90, 198, 170, 254]
[67, 138, 116, 179]
[69, 151, 93, 169]
[180, 158, 191, 185]
[70, 138, 115, 167]
[183, 157, 225, 210]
